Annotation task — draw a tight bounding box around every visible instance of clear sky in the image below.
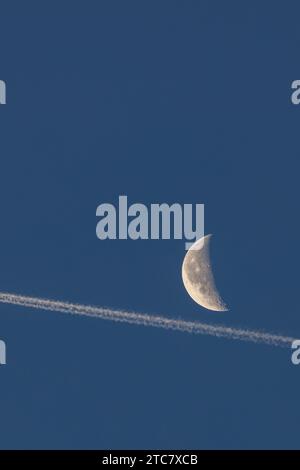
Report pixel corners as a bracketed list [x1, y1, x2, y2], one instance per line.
[0, 0, 299, 449]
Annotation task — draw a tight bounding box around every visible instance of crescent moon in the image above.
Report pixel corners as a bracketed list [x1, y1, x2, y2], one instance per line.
[182, 234, 228, 312]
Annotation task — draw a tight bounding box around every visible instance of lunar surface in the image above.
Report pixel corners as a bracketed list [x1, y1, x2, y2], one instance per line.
[182, 234, 228, 311]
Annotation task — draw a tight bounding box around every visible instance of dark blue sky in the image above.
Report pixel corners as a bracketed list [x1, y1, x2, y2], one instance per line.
[0, 1, 300, 449]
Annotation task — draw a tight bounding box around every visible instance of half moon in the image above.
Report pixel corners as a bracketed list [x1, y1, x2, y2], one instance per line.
[182, 234, 228, 311]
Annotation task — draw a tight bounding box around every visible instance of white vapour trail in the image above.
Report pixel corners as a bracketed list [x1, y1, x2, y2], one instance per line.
[0, 291, 294, 348]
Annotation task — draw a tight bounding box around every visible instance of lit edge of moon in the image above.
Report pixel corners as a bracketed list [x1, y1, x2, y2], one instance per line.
[182, 234, 228, 312]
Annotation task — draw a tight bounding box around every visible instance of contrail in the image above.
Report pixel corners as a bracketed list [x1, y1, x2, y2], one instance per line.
[0, 291, 295, 348]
